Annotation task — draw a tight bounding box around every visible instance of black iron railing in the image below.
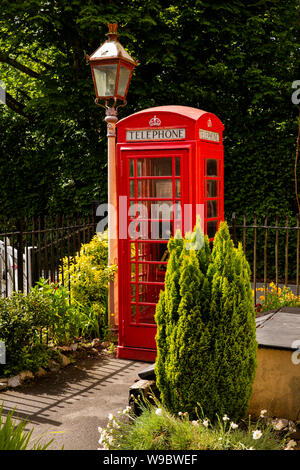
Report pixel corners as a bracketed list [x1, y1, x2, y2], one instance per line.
[228, 213, 300, 305]
[0, 210, 97, 297]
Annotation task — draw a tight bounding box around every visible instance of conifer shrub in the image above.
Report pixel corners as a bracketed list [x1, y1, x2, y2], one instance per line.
[155, 220, 257, 421]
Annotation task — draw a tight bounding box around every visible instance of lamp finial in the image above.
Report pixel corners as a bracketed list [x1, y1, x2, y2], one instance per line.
[107, 23, 119, 40]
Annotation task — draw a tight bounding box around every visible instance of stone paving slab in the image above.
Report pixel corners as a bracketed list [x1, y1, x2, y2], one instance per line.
[0, 356, 145, 450]
[256, 308, 300, 351]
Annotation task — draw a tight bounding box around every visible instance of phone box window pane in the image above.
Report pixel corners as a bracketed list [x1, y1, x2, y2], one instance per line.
[130, 243, 136, 260]
[131, 304, 137, 322]
[128, 221, 149, 240]
[207, 200, 217, 218]
[207, 159, 218, 176]
[130, 181, 135, 198]
[207, 180, 217, 198]
[129, 160, 134, 177]
[137, 242, 168, 262]
[138, 284, 164, 304]
[175, 180, 181, 198]
[138, 304, 156, 324]
[131, 284, 136, 300]
[207, 220, 217, 238]
[175, 158, 180, 176]
[151, 221, 173, 240]
[137, 158, 172, 177]
[137, 179, 173, 198]
[138, 263, 166, 283]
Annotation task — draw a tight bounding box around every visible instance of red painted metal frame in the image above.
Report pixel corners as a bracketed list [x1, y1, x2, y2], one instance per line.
[116, 106, 224, 361]
[117, 147, 189, 358]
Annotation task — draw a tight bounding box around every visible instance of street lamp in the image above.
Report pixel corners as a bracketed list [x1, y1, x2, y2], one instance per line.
[87, 23, 137, 108]
[87, 23, 138, 327]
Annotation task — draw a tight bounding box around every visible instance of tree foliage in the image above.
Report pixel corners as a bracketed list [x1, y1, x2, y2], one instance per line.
[0, 1, 299, 219]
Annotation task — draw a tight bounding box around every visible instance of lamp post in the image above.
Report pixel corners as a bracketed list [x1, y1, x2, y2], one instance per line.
[87, 23, 138, 327]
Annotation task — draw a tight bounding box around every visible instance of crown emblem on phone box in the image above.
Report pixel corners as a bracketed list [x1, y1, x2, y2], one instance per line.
[149, 115, 161, 127]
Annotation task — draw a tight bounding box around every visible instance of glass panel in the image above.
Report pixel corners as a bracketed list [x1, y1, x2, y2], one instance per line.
[175, 157, 180, 176]
[207, 220, 217, 239]
[129, 160, 134, 177]
[130, 180, 135, 198]
[137, 158, 172, 177]
[138, 263, 167, 282]
[136, 242, 168, 262]
[137, 179, 172, 198]
[129, 220, 173, 240]
[207, 200, 217, 218]
[117, 65, 131, 97]
[151, 221, 173, 240]
[130, 201, 181, 219]
[138, 284, 164, 304]
[93, 64, 117, 97]
[207, 180, 218, 198]
[138, 304, 156, 324]
[174, 219, 183, 233]
[151, 201, 174, 219]
[129, 201, 137, 218]
[131, 284, 136, 300]
[129, 202, 149, 220]
[131, 263, 136, 278]
[128, 220, 149, 240]
[131, 304, 137, 322]
[131, 262, 146, 280]
[207, 159, 218, 176]
[130, 243, 136, 260]
[175, 180, 181, 198]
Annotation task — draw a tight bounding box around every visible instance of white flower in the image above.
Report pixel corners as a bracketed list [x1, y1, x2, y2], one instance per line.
[192, 420, 199, 426]
[230, 422, 238, 429]
[122, 406, 131, 415]
[202, 419, 209, 428]
[289, 422, 297, 433]
[222, 414, 229, 422]
[260, 409, 267, 418]
[112, 420, 120, 429]
[108, 413, 114, 421]
[284, 440, 297, 451]
[252, 430, 262, 440]
[178, 412, 183, 416]
[248, 447, 254, 450]
[155, 408, 163, 416]
[273, 419, 285, 431]
[218, 437, 222, 441]
[98, 429, 107, 445]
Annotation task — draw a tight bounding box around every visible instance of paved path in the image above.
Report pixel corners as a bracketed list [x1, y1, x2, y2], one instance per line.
[0, 356, 146, 450]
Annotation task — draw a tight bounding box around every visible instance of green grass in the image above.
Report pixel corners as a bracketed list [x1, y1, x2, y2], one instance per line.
[0, 403, 53, 450]
[99, 401, 289, 451]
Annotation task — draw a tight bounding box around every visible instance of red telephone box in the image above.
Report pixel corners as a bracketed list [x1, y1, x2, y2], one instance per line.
[116, 105, 224, 361]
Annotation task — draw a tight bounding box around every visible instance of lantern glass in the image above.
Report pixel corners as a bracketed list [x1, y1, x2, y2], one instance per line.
[117, 65, 131, 98]
[93, 63, 117, 97]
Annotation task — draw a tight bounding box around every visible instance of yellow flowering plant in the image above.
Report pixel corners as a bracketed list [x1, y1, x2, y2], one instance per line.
[253, 282, 300, 314]
[60, 232, 116, 338]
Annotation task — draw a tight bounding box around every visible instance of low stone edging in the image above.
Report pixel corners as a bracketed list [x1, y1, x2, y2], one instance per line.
[0, 339, 115, 391]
